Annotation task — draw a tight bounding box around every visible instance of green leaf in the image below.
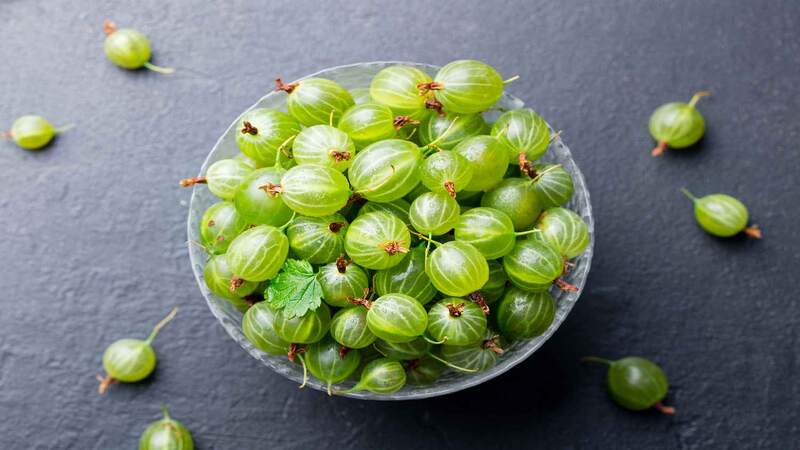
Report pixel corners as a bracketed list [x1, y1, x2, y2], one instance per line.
[266, 259, 323, 318]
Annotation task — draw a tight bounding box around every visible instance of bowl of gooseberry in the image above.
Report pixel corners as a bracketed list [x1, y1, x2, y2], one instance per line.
[186, 61, 594, 400]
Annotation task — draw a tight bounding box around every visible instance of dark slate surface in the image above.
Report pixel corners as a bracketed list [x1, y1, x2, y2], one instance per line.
[1, 1, 798, 448]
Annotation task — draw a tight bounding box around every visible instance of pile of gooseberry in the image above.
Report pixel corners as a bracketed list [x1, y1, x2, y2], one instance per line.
[186, 60, 590, 396]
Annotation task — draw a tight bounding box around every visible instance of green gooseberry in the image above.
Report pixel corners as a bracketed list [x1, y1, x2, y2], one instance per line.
[527, 163, 574, 208]
[584, 356, 675, 415]
[534, 207, 590, 259]
[369, 65, 432, 114]
[3, 115, 72, 150]
[348, 139, 423, 202]
[180, 158, 253, 200]
[365, 293, 428, 343]
[233, 167, 294, 226]
[357, 198, 412, 225]
[502, 239, 565, 292]
[292, 125, 356, 172]
[419, 150, 474, 197]
[427, 60, 504, 114]
[453, 206, 529, 259]
[344, 212, 411, 270]
[226, 225, 289, 282]
[409, 192, 461, 236]
[330, 306, 376, 349]
[681, 189, 762, 238]
[102, 20, 174, 74]
[199, 201, 247, 255]
[439, 330, 506, 373]
[426, 299, 487, 346]
[285, 214, 348, 264]
[203, 254, 258, 300]
[270, 164, 351, 217]
[97, 308, 178, 394]
[139, 405, 194, 450]
[491, 108, 550, 164]
[338, 103, 398, 147]
[341, 358, 406, 395]
[425, 240, 489, 297]
[374, 244, 437, 305]
[350, 87, 373, 105]
[273, 304, 331, 344]
[235, 108, 301, 166]
[481, 260, 508, 304]
[305, 337, 362, 395]
[496, 287, 555, 340]
[316, 257, 370, 308]
[242, 302, 290, 356]
[373, 336, 431, 360]
[404, 357, 444, 385]
[480, 178, 543, 231]
[649, 91, 710, 156]
[275, 77, 355, 127]
[453, 135, 507, 192]
[418, 113, 490, 151]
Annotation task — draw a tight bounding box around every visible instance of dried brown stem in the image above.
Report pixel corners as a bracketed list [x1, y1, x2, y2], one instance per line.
[555, 278, 579, 292]
[379, 241, 409, 255]
[651, 140, 668, 157]
[96, 374, 117, 395]
[444, 181, 456, 198]
[519, 153, 536, 178]
[416, 81, 444, 94]
[335, 256, 349, 273]
[241, 121, 258, 135]
[329, 149, 351, 162]
[393, 116, 419, 130]
[329, 222, 345, 233]
[468, 292, 490, 315]
[259, 182, 283, 197]
[338, 345, 350, 360]
[229, 276, 245, 293]
[346, 192, 366, 207]
[180, 176, 207, 187]
[655, 402, 676, 415]
[274, 78, 299, 94]
[103, 20, 116, 35]
[349, 288, 372, 309]
[446, 302, 465, 317]
[424, 98, 445, 116]
[287, 343, 306, 362]
[744, 224, 762, 239]
[482, 335, 505, 355]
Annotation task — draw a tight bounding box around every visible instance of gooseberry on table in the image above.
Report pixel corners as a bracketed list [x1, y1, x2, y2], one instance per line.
[649, 91, 710, 156]
[139, 405, 194, 450]
[681, 188, 762, 238]
[2, 115, 73, 150]
[583, 356, 675, 415]
[103, 20, 174, 74]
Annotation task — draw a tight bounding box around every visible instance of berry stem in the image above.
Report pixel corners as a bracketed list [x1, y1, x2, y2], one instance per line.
[744, 224, 763, 239]
[424, 335, 447, 345]
[680, 187, 697, 202]
[426, 352, 479, 373]
[146, 307, 179, 344]
[0, 130, 13, 139]
[528, 164, 562, 185]
[443, 181, 457, 198]
[95, 373, 117, 395]
[409, 230, 442, 247]
[103, 19, 117, 35]
[688, 91, 711, 108]
[278, 212, 297, 231]
[468, 292, 490, 315]
[393, 116, 419, 130]
[180, 176, 207, 187]
[555, 278, 579, 292]
[273, 134, 297, 169]
[54, 124, 75, 134]
[651, 140, 668, 157]
[143, 62, 175, 74]
[160, 404, 171, 419]
[296, 354, 308, 389]
[422, 116, 460, 152]
[514, 229, 541, 237]
[655, 402, 676, 415]
[274, 78, 299, 94]
[502, 75, 520, 84]
[580, 356, 613, 365]
[229, 276, 245, 293]
[355, 164, 397, 195]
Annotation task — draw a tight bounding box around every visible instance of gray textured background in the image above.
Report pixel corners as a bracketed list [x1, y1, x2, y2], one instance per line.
[1, 1, 798, 449]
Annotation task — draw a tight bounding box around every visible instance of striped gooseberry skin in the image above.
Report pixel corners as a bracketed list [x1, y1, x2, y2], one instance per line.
[204, 158, 252, 200]
[344, 212, 411, 270]
[203, 254, 258, 300]
[350, 87, 373, 105]
[502, 239, 563, 292]
[607, 357, 670, 411]
[432, 60, 504, 114]
[285, 78, 355, 126]
[534, 207, 590, 259]
[102, 339, 156, 382]
[481, 260, 508, 304]
[103, 28, 151, 69]
[405, 356, 444, 385]
[235, 108, 301, 166]
[8, 115, 56, 150]
[439, 331, 505, 373]
[348, 139, 422, 202]
[139, 407, 194, 450]
[373, 336, 430, 360]
[453, 206, 516, 259]
[418, 113, 489, 150]
[330, 306, 376, 349]
[685, 191, 750, 237]
[242, 302, 290, 355]
[200, 201, 246, 255]
[316, 260, 370, 307]
[453, 135, 508, 192]
[366, 293, 428, 343]
[369, 65, 433, 113]
[286, 214, 348, 264]
[409, 192, 461, 236]
[481, 178, 543, 231]
[305, 337, 362, 387]
[279, 164, 351, 217]
[226, 225, 289, 282]
[425, 241, 489, 297]
[338, 103, 397, 147]
[530, 163, 574, 208]
[273, 304, 331, 344]
[649, 102, 704, 148]
[357, 199, 412, 225]
[426, 299, 488, 346]
[292, 125, 356, 172]
[234, 167, 294, 226]
[420, 151, 474, 196]
[374, 245, 437, 305]
[491, 109, 550, 163]
[235, 153, 262, 169]
[496, 287, 555, 340]
[349, 358, 407, 394]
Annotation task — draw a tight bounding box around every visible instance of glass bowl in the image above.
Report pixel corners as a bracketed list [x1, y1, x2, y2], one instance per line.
[187, 61, 594, 400]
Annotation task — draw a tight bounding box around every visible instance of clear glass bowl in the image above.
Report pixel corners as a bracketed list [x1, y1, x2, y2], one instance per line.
[187, 61, 594, 400]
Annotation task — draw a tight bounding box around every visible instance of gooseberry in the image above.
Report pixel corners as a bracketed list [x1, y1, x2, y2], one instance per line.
[292, 125, 356, 171]
[316, 257, 370, 307]
[423, 60, 504, 114]
[365, 293, 428, 343]
[491, 108, 550, 163]
[480, 178, 543, 231]
[534, 207, 590, 259]
[286, 214, 348, 264]
[305, 337, 361, 395]
[233, 167, 294, 226]
[681, 188, 762, 238]
[348, 139, 422, 202]
[266, 164, 351, 217]
[496, 287, 555, 339]
[583, 356, 675, 415]
[426, 299, 487, 346]
[273, 304, 331, 344]
[180, 158, 253, 200]
[275, 77, 354, 126]
[409, 192, 461, 235]
[198, 201, 246, 254]
[419, 150, 474, 197]
[2, 115, 72, 150]
[649, 91, 710, 156]
[330, 306, 376, 349]
[341, 358, 406, 395]
[139, 405, 194, 450]
[102, 20, 174, 74]
[235, 108, 301, 166]
[374, 244, 437, 305]
[242, 302, 290, 355]
[453, 135, 507, 192]
[344, 212, 411, 270]
[425, 240, 489, 297]
[226, 224, 289, 282]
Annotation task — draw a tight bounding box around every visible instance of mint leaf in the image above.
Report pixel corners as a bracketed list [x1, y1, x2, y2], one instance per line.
[266, 259, 323, 318]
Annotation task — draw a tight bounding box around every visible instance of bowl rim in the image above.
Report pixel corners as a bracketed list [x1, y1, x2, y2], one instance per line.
[187, 60, 594, 400]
